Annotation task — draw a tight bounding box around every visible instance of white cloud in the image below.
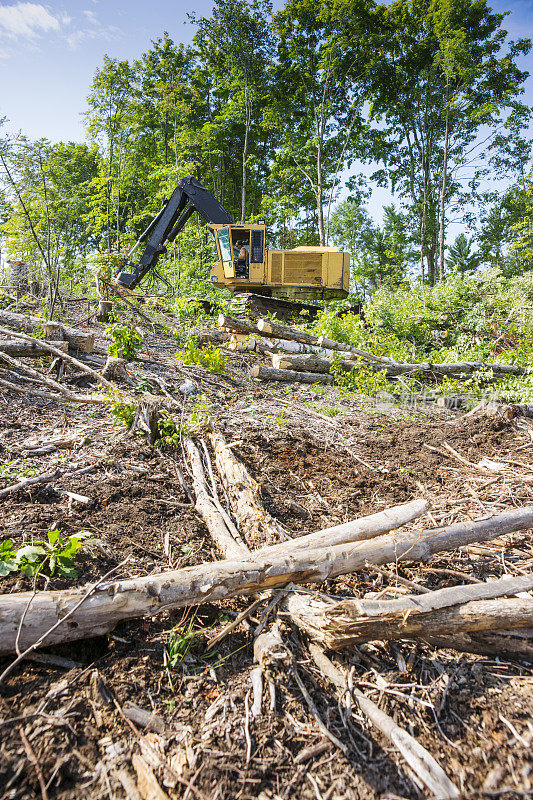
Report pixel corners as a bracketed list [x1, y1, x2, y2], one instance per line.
[0, 3, 60, 40]
[0, 3, 121, 58]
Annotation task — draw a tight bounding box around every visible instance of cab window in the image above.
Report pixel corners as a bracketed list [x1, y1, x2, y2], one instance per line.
[217, 227, 232, 261]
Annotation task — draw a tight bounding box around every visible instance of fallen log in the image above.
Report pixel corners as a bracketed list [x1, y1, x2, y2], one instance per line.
[210, 431, 290, 547]
[0, 326, 113, 389]
[423, 629, 533, 659]
[249, 365, 333, 384]
[184, 437, 249, 560]
[0, 338, 68, 357]
[0, 375, 106, 405]
[271, 352, 354, 373]
[1, 505, 533, 655]
[217, 314, 259, 336]
[256, 498, 429, 556]
[271, 352, 528, 380]
[309, 645, 460, 799]
[286, 573, 533, 649]
[256, 318, 387, 362]
[0, 308, 94, 352]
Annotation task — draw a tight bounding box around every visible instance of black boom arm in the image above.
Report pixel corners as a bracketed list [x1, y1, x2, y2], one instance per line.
[114, 176, 234, 290]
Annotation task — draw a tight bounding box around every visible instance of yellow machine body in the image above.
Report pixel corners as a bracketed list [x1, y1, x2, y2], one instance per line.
[209, 223, 349, 300]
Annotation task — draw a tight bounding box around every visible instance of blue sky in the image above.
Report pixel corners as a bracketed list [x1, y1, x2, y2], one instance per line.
[0, 0, 532, 232]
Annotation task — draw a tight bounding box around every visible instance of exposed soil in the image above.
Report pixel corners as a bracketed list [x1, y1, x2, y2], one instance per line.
[0, 303, 532, 800]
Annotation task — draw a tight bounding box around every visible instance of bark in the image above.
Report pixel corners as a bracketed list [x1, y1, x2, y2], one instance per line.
[249, 365, 333, 384]
[102, 356, 134, 385]
[256, 318, 326, 346]
[438, 77, 450, 282]
[1, 505, 532, 655]
[0, 339, 68, 357]
[422, 629, 533, 659]
[0, 309, 94, 353]
[96, 301, 113, 323]
[287, 573, 533, 649]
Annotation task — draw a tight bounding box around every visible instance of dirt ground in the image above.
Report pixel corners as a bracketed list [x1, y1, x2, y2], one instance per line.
[0, 304, 532, 800]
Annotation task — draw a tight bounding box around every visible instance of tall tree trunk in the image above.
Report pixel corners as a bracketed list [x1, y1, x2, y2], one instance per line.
[241, 84, 251, 223]
[438, 77, 450, 282]
[420, 158, 428, 284]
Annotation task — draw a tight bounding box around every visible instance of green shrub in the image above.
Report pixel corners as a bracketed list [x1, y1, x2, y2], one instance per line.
[155, 395, 213, 447]
[105, 323, 144, 360]
[176, 341, 227, 373]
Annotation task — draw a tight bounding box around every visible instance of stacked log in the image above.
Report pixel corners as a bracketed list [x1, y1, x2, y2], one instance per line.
[218, 315, 529, 386]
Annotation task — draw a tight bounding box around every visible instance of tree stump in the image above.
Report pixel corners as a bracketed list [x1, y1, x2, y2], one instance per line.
[97, 301, 113, 323]
[102, 356, 133, 385]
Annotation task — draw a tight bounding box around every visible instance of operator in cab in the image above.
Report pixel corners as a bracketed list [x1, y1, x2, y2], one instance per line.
[236, 239, 249, 278]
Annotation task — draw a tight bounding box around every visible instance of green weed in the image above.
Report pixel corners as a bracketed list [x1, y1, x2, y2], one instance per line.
[0, 529, 92, 579]
[330, 358, 391, 396]
[176, 341, 227, 373]
[105, 323, 144, 360]
[107, 393, 136, 428]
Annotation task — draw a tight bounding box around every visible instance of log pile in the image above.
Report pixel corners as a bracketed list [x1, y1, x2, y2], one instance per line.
[217, 315, 530, 386]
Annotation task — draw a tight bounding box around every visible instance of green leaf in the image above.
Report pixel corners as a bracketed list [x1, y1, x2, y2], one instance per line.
[14, 545, 46, 564]
[47, 529, 62, 546]
[0, 558, 18, 576]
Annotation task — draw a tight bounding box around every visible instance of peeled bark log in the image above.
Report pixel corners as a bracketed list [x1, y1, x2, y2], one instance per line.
[1, 505, 532, 655]
[184, 437, 249, 560]
[210, 430, 290, 547]
[0, 339, 68, 357]
[249, 365, 333, 384]
[256, 498, 428, 557]
[287, 573, 533, 649]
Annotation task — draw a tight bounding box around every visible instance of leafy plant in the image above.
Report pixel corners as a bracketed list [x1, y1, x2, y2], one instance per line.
[0, 529, 92, 579]
[155, 394, 212, 446]
[105, 323, 143, 360]
[166, 618, 199, 669]
[107, 393, 136, 428]
[330, 358, 391, 396]
[176, 341, 227, 373]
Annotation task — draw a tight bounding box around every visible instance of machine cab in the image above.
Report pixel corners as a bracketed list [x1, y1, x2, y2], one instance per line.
[212, 224, 266, 280]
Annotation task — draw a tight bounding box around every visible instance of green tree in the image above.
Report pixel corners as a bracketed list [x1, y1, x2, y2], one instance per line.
[191, 0, 274, 221]
[329, 0, 531, 283]
[270, 0, 367, 245]
[446, 232, 479, 274]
